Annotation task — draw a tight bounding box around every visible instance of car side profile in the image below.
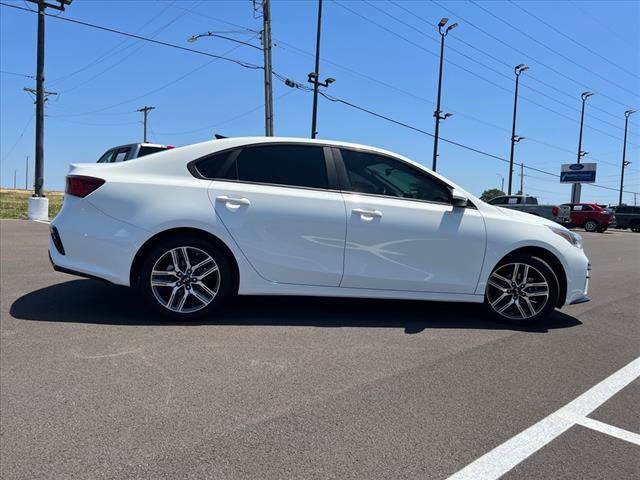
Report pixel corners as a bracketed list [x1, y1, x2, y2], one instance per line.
[562, 203, 616, 233]
[50, 137, 590, 324]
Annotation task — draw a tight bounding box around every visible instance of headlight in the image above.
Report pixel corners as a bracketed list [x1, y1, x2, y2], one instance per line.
[548, 225, 582, 249]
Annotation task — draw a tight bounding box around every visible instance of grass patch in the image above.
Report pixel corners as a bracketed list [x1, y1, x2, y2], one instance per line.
[0, 189, 64, 220]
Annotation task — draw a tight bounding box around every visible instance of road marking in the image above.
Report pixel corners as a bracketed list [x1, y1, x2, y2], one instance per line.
[565, 414, 640, 446]
[448, 356, 640, 480]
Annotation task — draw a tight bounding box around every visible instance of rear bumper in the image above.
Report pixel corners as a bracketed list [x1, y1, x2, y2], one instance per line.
[49, 196, 147, 286]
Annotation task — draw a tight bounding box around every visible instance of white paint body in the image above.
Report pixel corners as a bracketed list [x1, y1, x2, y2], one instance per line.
[49, 137, 590, 306]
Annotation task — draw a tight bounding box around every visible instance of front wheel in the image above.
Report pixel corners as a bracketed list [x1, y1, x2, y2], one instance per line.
[583, 220, 598, 232]
[485, 255, 559, 325]
[137, 236, 236, 320]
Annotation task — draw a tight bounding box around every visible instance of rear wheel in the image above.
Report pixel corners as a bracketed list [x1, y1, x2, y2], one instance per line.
[631, 222, 640, 233]
[137, 236, 236, 320]
[485, 254, 559, 325]
[583, 220, 598, 232]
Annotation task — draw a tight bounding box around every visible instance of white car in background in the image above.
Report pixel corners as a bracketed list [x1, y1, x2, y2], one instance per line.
[49, 137, 590, 324]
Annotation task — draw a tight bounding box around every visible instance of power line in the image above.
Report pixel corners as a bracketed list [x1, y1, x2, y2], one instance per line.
[0, 3, 262, 71]
[46, 1, 176, 86]
[1, 70, 35, 79]
[568, 0, 638, 51]
[388, 1, 635, 127]
[430, 0, 636, 111]
[0, 111, 34, 164]
[335, 1, 638, 147]
[314, 89, 638, 195]
[468, 0, 639, 99]
[507, 0, 639, 80]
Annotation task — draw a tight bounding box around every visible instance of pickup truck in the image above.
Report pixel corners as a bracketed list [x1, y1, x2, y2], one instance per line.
[96, 143, 174, 163]
[487, 195, 571, 223]
[612, 205, 640, 232]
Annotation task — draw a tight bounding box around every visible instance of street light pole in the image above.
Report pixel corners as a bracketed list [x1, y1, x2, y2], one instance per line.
[508, 64, 528, 195]
[432, 17, 457, 172]
[572, 91, 593, 203]
[187, 25, 269, 135]
[618, 109, 635, 206]
[496, 173, 504, 192]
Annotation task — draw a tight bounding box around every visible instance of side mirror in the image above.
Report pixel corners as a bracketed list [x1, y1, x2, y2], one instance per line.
[451, 189, 468, 208]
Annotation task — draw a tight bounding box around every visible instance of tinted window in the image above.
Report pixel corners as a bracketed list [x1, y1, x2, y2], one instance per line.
[236, 145, 328, 189]
[525, 197, 537, 204]
[97, 149, 116, 163]
[113, 147, 130, 163]
[489, 197, 507, 205]
[340, 149, 451, 203]
[138, 146, 168, 158]
[193, 151, 237, 180]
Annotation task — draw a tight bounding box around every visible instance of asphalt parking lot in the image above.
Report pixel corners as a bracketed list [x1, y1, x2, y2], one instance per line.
[1, 219, 638, 479]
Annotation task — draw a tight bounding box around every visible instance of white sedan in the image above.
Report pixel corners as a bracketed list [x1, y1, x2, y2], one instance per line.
[49, 137, 590, 324]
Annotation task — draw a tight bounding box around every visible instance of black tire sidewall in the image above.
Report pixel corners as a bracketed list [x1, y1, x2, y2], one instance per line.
[484, 253, 560, 326]
[137, 236, 236, 320]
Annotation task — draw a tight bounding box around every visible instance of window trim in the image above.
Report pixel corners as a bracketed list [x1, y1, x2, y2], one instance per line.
[188, 142, 340, 192]
[331, 146, 456, 207]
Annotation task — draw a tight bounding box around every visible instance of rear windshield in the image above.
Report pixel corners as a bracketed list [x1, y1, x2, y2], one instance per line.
[138, 146, 168, 158]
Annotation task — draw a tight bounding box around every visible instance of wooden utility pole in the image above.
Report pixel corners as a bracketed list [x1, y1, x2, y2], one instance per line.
[137, 106, 155, 142]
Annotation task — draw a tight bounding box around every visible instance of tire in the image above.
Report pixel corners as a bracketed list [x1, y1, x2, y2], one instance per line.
[583, 220, 598, 232]
[484, 254, 560, 326]
[596, 227, 607, 233]
[137, 235, 236, 320]
[631, 222, 640, 233]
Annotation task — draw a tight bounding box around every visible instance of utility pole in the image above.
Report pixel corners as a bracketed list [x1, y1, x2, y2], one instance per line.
[310, 0, 323, 139]
[261, 0, 273, 136]
[137, 106, 155, 143]
[25, 0, 70, 198]
[14, 170, 17, 189]
[496, 173, 504, 192]
[307, 0, 335, 138]
[23, 0, 71, 220]
[508, 64, 528, 194]
[618, 109, 635, 206]
[572, 91, 593, 203]
[432, 18, 457, 172]
[25, 155, 29, 190]
[519, 163, 524, 195]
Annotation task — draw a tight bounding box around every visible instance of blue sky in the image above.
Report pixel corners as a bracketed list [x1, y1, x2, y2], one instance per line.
[1, 0, 638, 205]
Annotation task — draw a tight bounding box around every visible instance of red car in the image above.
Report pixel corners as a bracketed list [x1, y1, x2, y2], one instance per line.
[562, 203, 616, 233]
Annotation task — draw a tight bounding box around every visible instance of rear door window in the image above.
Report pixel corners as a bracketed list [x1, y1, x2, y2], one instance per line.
[113, 147, 131, 163]
[235, 144, 329, 190]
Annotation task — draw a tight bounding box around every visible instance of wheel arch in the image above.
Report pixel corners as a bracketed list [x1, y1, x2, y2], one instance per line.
[129, 227, 240, 291]
[495, 246, 567, 308]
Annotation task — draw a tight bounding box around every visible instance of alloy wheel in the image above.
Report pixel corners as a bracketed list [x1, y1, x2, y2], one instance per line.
[150, 246, 220, 313]
[486, 262, 549, 321]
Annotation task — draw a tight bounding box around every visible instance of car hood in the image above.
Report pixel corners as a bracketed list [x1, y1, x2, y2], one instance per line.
[492, 205, 565, 229]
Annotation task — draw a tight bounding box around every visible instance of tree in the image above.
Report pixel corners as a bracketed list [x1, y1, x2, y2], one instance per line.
[480, 188, 505, 202]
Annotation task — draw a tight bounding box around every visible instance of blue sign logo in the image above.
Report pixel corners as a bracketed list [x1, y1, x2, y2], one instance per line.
[569, 164, 585, 171]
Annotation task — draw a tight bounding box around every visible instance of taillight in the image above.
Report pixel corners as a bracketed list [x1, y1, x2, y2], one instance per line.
[551, 206, 559, 217]
[166, 145, 175, 149]
[65, 175, 105, 198]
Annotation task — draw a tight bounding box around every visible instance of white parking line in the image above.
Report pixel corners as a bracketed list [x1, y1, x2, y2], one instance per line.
[448, 356, 640, 480]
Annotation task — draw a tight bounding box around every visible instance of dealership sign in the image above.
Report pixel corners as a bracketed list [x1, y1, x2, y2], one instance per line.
[560, 163, 597, 183]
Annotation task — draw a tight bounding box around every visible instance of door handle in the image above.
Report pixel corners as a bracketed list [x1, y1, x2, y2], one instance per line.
[216, 195, 251, 207]
[352, 208, 383, 219]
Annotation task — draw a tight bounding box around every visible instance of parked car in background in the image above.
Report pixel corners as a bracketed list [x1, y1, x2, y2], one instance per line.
[487, 195, 571, 223]
[613, 205, 640, 232]
[49, 137, 590, 325]
[562, 203, 616, 233]
[96, 143, 174, 163]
